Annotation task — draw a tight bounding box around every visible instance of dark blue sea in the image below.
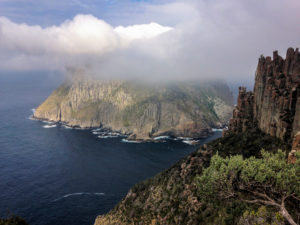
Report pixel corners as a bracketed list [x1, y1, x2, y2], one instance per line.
[0, 72, 222, 225]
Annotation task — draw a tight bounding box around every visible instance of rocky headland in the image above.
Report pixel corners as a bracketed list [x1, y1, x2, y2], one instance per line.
[33, 72, 233, 140]
[227, 47, 300, 141]
[94, 48, 300, 225]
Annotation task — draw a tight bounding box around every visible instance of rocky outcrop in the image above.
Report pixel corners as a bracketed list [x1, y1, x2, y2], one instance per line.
[34, 72, 233, 140]
[228, 48, 300, 141]
[288, 132, 300, 164]
[227, 87, 254, 133]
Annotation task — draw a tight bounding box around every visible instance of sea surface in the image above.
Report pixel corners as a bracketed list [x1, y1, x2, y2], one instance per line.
[0, 72, 222, 225]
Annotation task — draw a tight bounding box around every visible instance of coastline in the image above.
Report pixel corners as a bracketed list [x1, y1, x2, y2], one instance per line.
[31, 114, 225, 145]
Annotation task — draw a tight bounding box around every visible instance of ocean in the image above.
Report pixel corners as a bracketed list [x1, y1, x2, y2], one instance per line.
[0, 72, 222, 225]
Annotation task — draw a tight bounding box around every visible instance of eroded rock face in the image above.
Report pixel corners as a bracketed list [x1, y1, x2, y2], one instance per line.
[34, 73, 233, 140]
[228, 48, 300, 141]
[288, 132, 300, 164]
[228, 87, 254, 133]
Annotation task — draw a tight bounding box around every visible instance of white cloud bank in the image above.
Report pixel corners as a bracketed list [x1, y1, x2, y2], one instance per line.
[0, 0, 300, 82]
[0, 14, 172, 55]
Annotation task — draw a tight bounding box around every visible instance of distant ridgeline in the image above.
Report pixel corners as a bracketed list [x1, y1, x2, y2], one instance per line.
[94, 48, 300, 225]
[33, 74, 233, 140]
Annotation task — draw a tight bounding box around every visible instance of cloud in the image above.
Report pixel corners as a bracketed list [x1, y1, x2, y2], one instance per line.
[0, 0, 300, 82]
[0, 14, 172, 55]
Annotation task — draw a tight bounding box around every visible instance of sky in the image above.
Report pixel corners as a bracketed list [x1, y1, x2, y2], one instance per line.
[0, 0, 300, 83]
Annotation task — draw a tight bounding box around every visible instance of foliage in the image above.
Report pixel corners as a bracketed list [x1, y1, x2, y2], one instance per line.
[0, 215, 28, 225]
[240, 206, 284, 225]
[208, 128, 291, 158]
[196, 150, 300, 224]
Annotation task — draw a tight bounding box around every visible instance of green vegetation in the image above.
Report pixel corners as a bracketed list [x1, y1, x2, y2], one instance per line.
[95, 131, 299, 225]
[0, 215, 28, 225]
[209, 128, 291, 158]
[196, 150, 300, 225]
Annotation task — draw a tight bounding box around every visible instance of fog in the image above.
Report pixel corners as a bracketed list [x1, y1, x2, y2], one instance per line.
[0, 0, 300, 82]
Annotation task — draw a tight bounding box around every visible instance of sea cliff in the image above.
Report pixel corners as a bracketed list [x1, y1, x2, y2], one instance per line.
[227, 48, 300, 141]
[34, 74, 233, 140]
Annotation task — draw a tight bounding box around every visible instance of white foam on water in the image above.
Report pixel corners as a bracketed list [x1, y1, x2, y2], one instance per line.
[31, 108, 36, 113]
[153, 136, 170, 140]
[177, 137, 192, 140]
[42, 120, 53, 124]
[99, 135, 119, 139]
[43, 124, 57, 128]
[98, 136, 109, 139]
[182, 140, 199, 145]
[182, 140, 193, 145]
[121, 138, 141, 143]
[92, 128, 102, 132]
[212, 128, 223, 132]
[52, 192, 105, 202]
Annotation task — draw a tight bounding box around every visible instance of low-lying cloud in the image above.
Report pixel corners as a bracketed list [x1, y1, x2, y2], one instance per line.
[0, 0, 300, 82]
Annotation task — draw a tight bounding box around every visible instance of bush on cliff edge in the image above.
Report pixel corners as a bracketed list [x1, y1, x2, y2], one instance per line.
[196, 150, 300, 225]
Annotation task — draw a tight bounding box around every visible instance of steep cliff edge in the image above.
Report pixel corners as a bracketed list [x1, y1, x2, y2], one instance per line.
[34, 74, 233, 140]
[227, 48, 300, 141]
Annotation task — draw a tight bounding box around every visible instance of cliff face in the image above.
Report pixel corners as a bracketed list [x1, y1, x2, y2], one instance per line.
[228, 48, 300, 141]
[34, 74, 233, 140]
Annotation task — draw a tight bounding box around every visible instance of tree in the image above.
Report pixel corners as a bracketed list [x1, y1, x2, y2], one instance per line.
[0, 215, 28, 225]
[196, 150, 300, 225]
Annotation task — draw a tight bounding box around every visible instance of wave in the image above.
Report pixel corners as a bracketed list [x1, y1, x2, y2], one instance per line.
[92, 128, 102, 132]
[43, 124, 57, 128]
[52, 192, 105, 202]
[42, 120, 54, 124]
[98, 135, 119, 139]
[153, 136, 170, 140]
[121, 138, 141, 143]
[212, 128, 223, 132]
[177, 137, 192, 140]
[182, 140, 199, 145]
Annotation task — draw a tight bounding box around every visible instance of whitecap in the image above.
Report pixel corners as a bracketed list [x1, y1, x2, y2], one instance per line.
[52, 192, 105, 202]
[212, 128, 223, 132]
[42, 120, 53, 124]
[182, 140, 193, 145]
[43, 124, 57, 128]
[153, 136, 170, 140]
[182, 140, 199, 145]
[98, 136, 109, 139]
[98, 135, 119, 139]
[121, 138, 141, 143]
[92, 128, 102, 132]
[177, 137, 192, 140]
